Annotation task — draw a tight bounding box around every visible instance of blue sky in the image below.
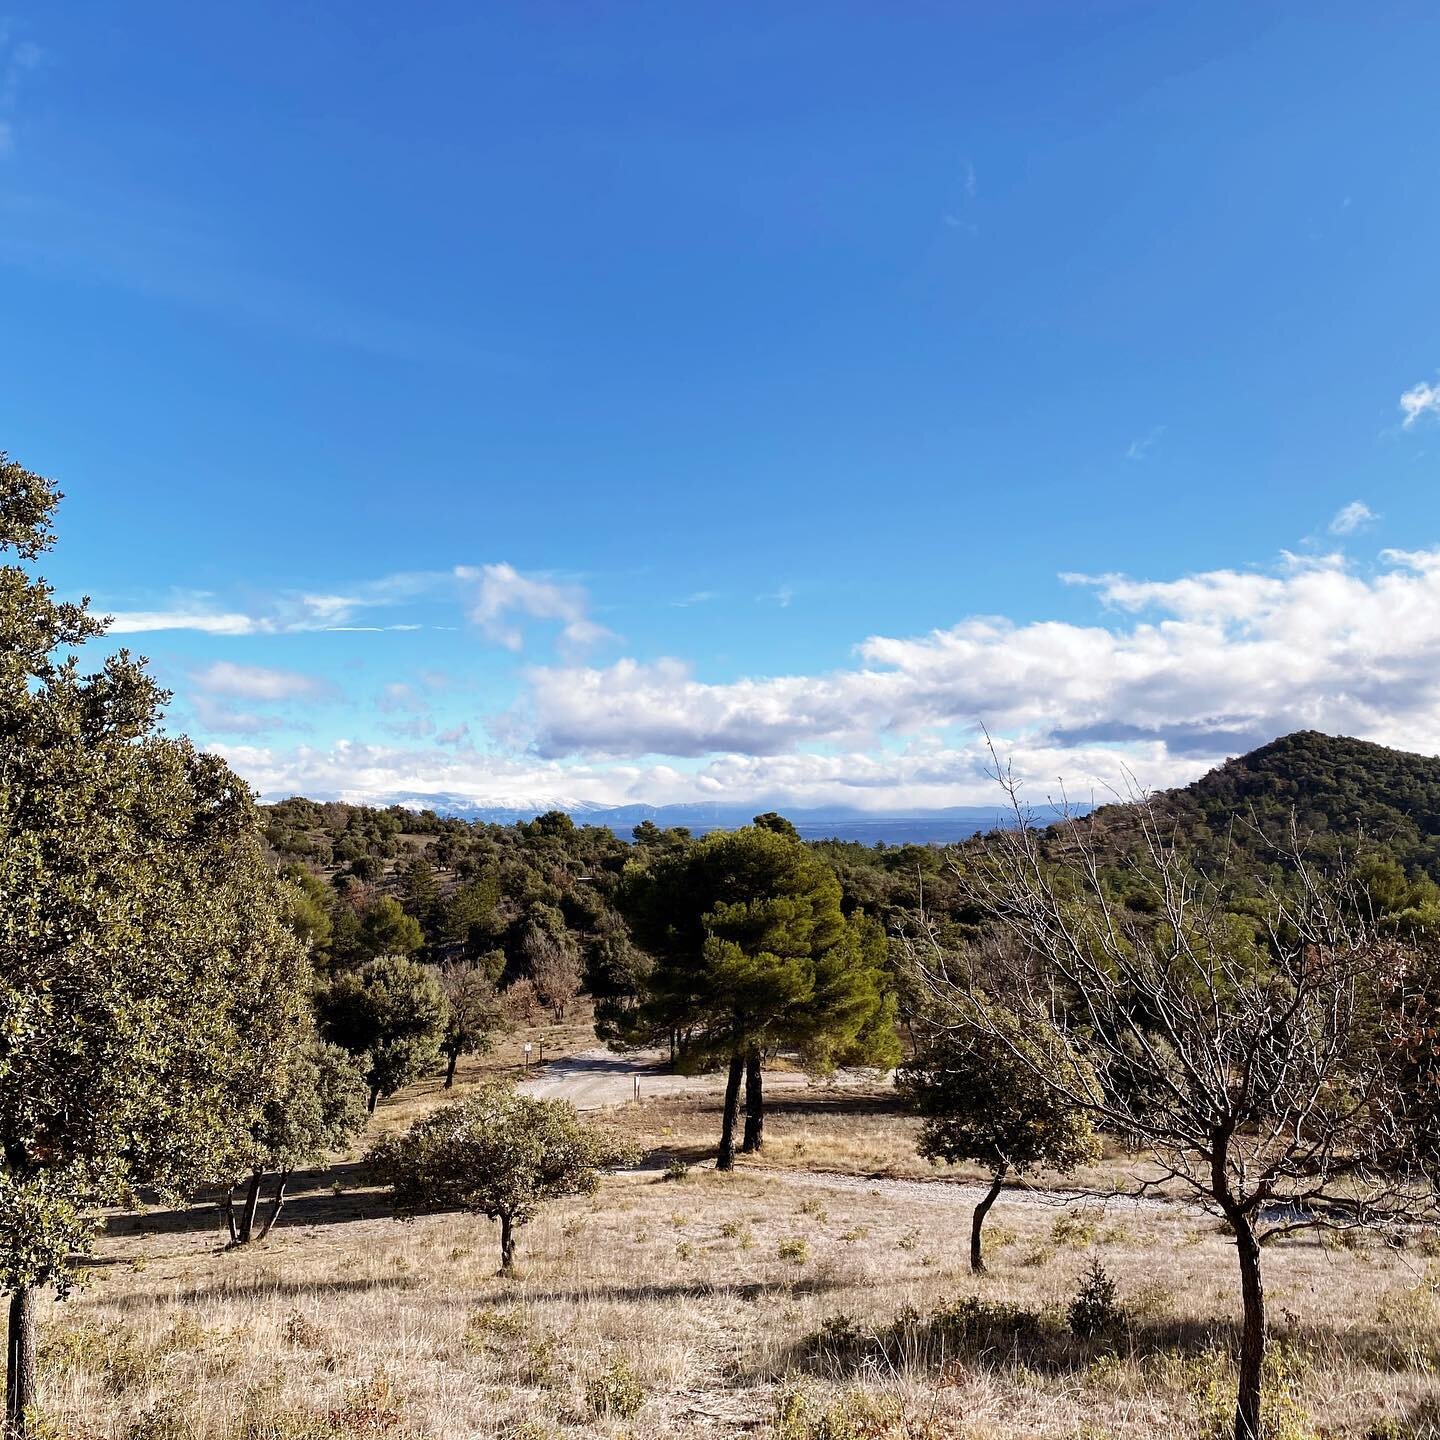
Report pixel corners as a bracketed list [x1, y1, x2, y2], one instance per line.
[4, 3, 1440, 810]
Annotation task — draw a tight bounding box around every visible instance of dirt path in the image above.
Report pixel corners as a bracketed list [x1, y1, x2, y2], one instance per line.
[518, 1046, 870, 1109]
[525, 1048, 1185, 1216]
[768, 1166, 1180, 1215]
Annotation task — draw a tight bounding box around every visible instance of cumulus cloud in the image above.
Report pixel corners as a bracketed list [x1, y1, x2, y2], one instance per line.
[191, 660, 337, 702]
[1328, 500, 1376, 536]
[1401, 380, 1440, 428]
[212, 731, 1206, 814]
[456, 563, 615, 653]
[513, 549, 1440, 791]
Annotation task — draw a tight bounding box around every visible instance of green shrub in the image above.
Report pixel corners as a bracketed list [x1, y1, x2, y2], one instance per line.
[772, 1385, 903, 1440]
[1067, 1259, 1121, 1339]
[584, 1354, 646, 1419]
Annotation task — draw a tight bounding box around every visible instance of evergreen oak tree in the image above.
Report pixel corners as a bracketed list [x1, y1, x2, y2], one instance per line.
[319, 954, 449, 1110]
[224, 1035, 369, 1245]
[897, 1007, 1099, 1271]
[366, 1082, 639, 1274]
[621, 826, 899, 1169]
[0, 453, 309, 1432]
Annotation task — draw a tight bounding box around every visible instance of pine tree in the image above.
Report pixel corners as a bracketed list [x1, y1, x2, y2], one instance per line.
[622, 826, 899, 1169]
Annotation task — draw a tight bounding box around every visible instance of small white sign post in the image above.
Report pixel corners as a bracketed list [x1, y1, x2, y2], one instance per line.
[523, 1042, 533, 1069]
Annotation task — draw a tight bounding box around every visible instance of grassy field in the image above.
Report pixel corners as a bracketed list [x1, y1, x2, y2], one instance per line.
[29, 1022, 1440, 1440]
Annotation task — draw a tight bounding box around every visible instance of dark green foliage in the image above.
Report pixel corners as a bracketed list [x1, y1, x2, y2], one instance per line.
[226, 1039, 369, 1244]
[621, 827, 899, 1067]
[359, 895, 424, 959]
[366, 1081, 640, 1272]
[618, 825, 900, 1166]
[1091, 731, 1440, 883]
[898, 1011, 1099, 1270]
[1068, 1258, 1122, 1338]
[0, 452, 321, 1425]
[898, 1015, 1100, 1177]
[318, 956, 449, 1109]
[753, 811, 801, 842]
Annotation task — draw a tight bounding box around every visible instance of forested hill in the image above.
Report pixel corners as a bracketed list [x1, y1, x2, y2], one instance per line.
[1086, 730, 1440, 878]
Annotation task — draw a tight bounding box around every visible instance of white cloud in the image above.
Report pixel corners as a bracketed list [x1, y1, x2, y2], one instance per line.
[758, 584, 795, 608]
[456, 563, 615, 653]
[512, 549, 1440, 793]
[1328, 500, 1376, 536]
[1400, 380, 1440, 428]
[0, 30, 41, 157]
[377, 681, 426, 713]
[191, 660, 336, 702]
[109, 609, 265, 636]
[212, 731, 1204, 814]
[103, 575, 446, 637]
[1125, 426, 1165, 461]
[190, 696, 288, 736]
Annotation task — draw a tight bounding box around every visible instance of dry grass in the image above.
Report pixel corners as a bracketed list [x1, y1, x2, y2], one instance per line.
[32, 1027, 1440, 1439]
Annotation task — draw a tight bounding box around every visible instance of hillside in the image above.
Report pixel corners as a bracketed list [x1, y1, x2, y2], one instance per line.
[1086, 730, 1440, 878]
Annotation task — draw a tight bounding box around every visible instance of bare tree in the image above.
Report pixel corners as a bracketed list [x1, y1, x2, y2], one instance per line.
[906, 774, 1438, 1440]
[527, 931, 582, 1021]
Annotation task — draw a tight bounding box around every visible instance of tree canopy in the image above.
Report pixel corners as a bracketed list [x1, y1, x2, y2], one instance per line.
[897, 1007, 1099, 1270]
[0, 452, 313, 1429]
[318, 955, 450, 1111]
[367, 1082, 639, 1273]
[619, 825, 899, 1167]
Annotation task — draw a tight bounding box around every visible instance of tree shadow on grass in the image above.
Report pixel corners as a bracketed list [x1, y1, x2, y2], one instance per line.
[513, 1273, 850, 1307]
[102, 1160, 382, 1241]
[104, 1274, 426, 1308]
[761, 1298, 1436, 1387]
[761, 1090, 906, 1121]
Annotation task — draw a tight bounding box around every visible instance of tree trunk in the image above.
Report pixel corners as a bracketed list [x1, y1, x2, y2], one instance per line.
[222, 1184, 240, 1245]
[238, 1171, 264, 1245]
[741, 1048, 764, 1153]
[716, 1052, 745, 1171]
[970, 1169, 1006, 1273]
[258, 1172, 292, 1242]
[6, 1287, 36, 1439]
[499, 1213, 516, 1276]
[1232, 1214, 1266, 1440]
[444, 1049, 459, 1088]
[367, 1085, 380, 1113]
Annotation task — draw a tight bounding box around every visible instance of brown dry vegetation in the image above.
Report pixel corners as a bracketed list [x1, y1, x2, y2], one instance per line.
[29, 1027, 1440, 1440]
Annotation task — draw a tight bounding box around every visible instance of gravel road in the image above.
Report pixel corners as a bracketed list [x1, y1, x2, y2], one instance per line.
[520, 1047, 1183, 1215]
[518, 1047, 863, 1110]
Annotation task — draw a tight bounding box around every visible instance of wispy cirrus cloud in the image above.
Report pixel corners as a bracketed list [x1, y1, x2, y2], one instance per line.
[0, 26, 42, 157]
[456, 563, 616, 655]
[1328, 500, 1376, 536]
[1400, 379, 1440, 428]
[1125, 426, 1165, 461]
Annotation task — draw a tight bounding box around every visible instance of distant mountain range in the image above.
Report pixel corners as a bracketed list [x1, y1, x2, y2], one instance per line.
[381, 795, 1047, 845]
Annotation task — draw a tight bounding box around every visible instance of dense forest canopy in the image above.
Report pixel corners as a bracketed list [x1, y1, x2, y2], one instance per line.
[261, 730, 1440, 997]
